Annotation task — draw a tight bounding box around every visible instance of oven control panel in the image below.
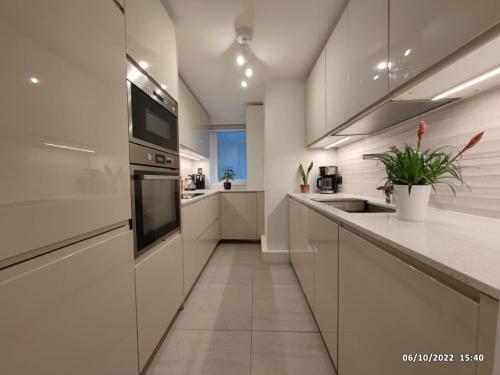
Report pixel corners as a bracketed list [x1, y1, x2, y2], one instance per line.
[130, 142, 179, 169]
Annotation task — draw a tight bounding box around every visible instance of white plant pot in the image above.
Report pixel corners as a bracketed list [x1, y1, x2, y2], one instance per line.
[393, 185, 431, 222]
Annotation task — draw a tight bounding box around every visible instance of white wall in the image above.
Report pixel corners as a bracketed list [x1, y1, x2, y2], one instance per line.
[337, 85, 500, 219]
[264, 79, 336, 253]
[246, 105, 265, 188]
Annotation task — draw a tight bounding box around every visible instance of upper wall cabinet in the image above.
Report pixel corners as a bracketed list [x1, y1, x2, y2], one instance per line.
[389, 0, 500, 92]
[347, 0, 389, 119]
[306, 49, 326, 146]
[125, 0, 178, 100]
[325, 9, 348, 133]
[178, 78, 210, 157]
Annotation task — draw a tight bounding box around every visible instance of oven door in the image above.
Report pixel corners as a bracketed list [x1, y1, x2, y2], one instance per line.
[131, 166, 180, 256]
[128, 81, 178, 154]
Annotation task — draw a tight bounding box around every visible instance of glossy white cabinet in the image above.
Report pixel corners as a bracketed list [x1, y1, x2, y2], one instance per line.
[221, 192, 263, 240]
[0, 0, 131, 267]
[347, 0, 389, 119]
[0, 227, 138, 375]
[338, 228, 479, 375]
[289, 198, 302, 270]
[325, 9, 348, 133]
[125, 0, 178, 100]
[306, 49, 326, 145]
[389, 0, 500, 91]
[182, 194, 220, 296]
[135, 232, 183, 371]
[178, 78, 210, 157]
[311, 210, 339, 367]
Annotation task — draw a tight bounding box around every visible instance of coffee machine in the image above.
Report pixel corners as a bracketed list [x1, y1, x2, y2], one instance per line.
[191, 168, 206, 190]
[317, 166, 342, 194]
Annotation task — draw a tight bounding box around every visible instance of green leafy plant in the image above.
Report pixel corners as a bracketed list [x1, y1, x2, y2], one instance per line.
[298, 162, 314, 185]
[219, 168, 235, 182]
[374, 120, 484, 195]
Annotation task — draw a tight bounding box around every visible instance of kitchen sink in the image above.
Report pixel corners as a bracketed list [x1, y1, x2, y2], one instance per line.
[181, 192, 205, 199]
[312, 198, 395, 213]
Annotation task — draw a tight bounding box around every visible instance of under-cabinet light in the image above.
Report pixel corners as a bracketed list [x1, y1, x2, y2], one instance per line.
[324, 137, 351, 149]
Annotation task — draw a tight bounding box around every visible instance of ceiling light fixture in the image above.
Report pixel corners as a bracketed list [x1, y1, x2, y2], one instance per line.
[30, 77, 39, 84]
[432, 65, 500, 101]
[236, 55, 246, 66]
[372, 75, 379, 80]
[376, 61, 387, 70]
[241, 80, 248, 88]
[245, 67, 253, 78]
[324, 137, 351, 149]
[138, 61, 149, 69]
[404, 48, 412, 57]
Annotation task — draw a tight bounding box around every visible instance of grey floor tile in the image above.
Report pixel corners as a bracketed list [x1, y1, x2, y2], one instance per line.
[251, 331, 335, 375]
[199, 262, 253, 285]
[174, 283, 252, 331]
[209, 243, 260, 265]
[147, 330, 251, 375]
[253, 264, 298, 285]
[252, 284, 318, 332]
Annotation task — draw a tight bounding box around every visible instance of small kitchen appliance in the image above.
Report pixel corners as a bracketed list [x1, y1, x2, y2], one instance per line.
[317, 166, 342, 194]
[191, 168, 206, 190]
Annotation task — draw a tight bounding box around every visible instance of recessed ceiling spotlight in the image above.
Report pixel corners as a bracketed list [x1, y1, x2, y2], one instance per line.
[138, 61, 149, 69]
[404, 48, 412, 57]
[376, 61, 387, 70]
[161, 84, 167, 90]
[241, 80, 248, 88]
[245, 67, 253, 78]
[29, 77, 39, 84]
[236, 55, 246, 66]
[372, 75, 379, 81]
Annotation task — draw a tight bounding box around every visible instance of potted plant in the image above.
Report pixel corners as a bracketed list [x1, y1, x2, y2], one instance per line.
[298, 162, 313, 193]
[219, 168, 235, 190]
[374, 120, 484, 222]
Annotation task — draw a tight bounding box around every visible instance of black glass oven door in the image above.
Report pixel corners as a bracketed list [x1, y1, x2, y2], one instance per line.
[130, 83, 178, 153]
[132, 170, 180, 255]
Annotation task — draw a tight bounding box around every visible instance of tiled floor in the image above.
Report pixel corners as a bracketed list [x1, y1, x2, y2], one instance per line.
[146, 242, 336, 375]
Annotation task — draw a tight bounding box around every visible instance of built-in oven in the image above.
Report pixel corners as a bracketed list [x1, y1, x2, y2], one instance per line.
[130, 142, 180, 256]
[127, 60, 178, 155]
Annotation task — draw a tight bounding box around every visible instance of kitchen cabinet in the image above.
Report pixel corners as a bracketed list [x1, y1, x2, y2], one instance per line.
[325, 8, 348, 133]
[221, 192, 263, 240]
[338, 227, 479, 375]
[135, 232, 183, 371]
[389, 0, 500, 91]
[311, 210, 339, 367]
[0, 227, 138, 375]
[289, 199, 314, 308]
[347, 0, 389, 119]
[182, 194, 220, 296]
[179, 78, 210, 158]
[125, 0, 178, 100]
[0, 0, 131, 267]
[305, 49, 326, 145]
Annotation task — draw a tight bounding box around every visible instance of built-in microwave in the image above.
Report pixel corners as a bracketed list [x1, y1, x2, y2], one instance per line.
[130, 143, 180, 256]
[127, 60, 178, 155]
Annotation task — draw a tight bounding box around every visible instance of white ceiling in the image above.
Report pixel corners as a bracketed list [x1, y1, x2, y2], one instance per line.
[162, 0, 347, 124]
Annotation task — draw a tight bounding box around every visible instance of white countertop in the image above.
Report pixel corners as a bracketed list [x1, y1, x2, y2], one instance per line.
[181, 187, 264, 206]
[289, 192, 500, 299]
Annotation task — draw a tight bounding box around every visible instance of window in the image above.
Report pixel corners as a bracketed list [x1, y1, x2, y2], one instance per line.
[216, 131, 247, 181]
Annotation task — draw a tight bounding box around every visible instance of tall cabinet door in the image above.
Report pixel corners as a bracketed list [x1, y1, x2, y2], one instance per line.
[347, 0, 389, 119]
[0, 228, 138, 375]
[338, 228, 478, 375]
[125, 0, 178, 100]
[389, 0, 500, 91]
[0, 0, 131, 266]
[305, 50, 326, 145]
[326, 8, 348, 133]
[311, 210, 339, 367]
[289, 198, 302, 269]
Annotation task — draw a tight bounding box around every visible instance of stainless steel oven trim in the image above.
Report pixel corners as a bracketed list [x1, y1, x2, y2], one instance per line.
[127, 81, 179, 156]
[130, 164, 181, 257]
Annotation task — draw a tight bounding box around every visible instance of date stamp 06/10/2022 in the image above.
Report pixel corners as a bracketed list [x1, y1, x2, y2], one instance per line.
[402, 353, 485, 363]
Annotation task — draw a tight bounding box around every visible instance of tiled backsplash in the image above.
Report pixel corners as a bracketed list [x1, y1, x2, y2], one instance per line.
[337, 86, 500, 219]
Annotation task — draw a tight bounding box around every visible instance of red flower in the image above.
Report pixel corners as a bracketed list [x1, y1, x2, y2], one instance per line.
[461, 131, 484, 153]
[417, 120, 427, 150]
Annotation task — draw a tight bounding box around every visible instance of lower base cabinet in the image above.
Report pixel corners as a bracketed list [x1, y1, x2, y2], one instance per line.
[0, 227, 138, 375]
[220, 192, 264, 240]
[338, 227, 479, 375]
[135, 232, 183, 371]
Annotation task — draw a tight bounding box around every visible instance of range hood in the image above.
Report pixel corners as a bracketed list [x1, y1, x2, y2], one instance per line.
[312, 30, 500, 149]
